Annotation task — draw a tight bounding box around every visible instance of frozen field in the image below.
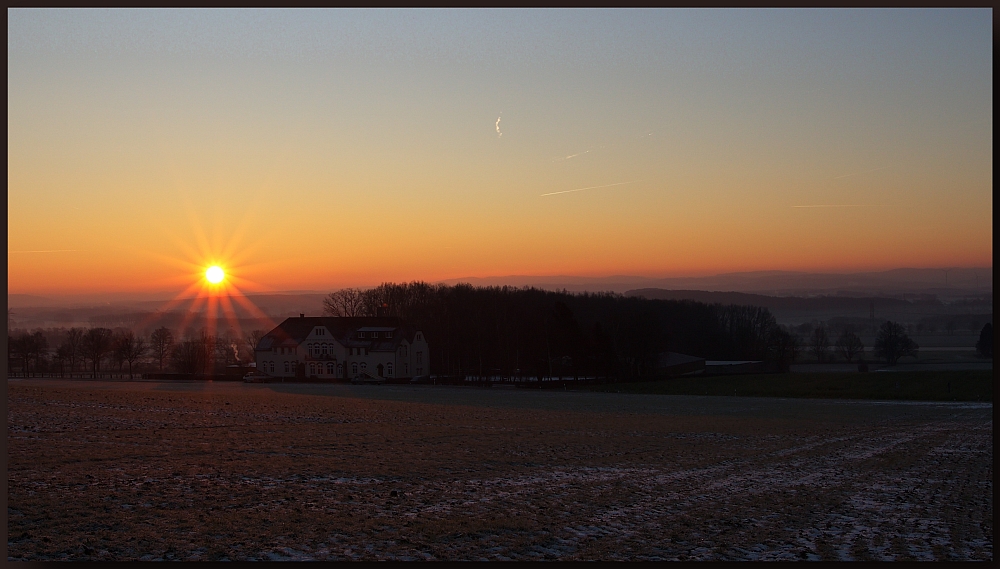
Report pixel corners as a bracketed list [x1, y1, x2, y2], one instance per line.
[7, 379, 993, 561]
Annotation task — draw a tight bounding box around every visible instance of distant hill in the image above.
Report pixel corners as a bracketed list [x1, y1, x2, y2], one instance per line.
[8, 294, 57, 308]
[626, 288, 992, 328]
[625, 290, 915, 311]
[440, 267, 992, 298]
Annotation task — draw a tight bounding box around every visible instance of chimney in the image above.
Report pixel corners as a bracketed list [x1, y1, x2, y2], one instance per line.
[300, 313, 305, 318]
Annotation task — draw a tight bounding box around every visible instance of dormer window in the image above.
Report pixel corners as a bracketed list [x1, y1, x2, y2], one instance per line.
[358, 332, 365, 339]
[371, 332, 379, 339]
[385, 331, 393, 339]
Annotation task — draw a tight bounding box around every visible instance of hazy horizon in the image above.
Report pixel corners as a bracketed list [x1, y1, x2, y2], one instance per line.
[8, 9, 993, 298]
[8, 266, 993, 309]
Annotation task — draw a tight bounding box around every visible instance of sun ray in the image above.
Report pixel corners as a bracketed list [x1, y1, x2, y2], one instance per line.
[204, 291, 220, 340]
[176, 293, 210, 340]
[216, 290, 245, 341]
[135, 280, 207, 332]
[226, 284, 276, 328]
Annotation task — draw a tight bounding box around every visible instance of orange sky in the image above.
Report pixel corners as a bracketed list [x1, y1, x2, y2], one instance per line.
[8, 9, 993, 296]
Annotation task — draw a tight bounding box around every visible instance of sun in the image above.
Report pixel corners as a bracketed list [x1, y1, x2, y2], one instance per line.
[205, 265, 225, 284]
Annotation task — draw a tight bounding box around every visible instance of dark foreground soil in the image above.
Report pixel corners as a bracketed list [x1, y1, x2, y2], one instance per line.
[7, 380, 993, 561]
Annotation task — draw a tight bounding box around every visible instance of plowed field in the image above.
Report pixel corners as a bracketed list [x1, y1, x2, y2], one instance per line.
[7, 380, 993, 561]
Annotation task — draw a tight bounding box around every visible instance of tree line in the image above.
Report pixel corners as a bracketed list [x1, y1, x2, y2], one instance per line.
[324, 282, 941, 376]
[9, 281, 955, 380]
[325, 282, 803, 379]
[6, 326, 267, 378]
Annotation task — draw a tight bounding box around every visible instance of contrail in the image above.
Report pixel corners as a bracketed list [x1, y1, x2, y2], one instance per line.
[9, 249, 80, 253]
[833, 165, 893, 179]
[541, 180, 643, 197]
[496, 114, 502, 138]
[792, 204, 879, 208]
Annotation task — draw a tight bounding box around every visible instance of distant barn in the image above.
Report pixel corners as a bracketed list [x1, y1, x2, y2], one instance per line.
[657, 352, 706, 376]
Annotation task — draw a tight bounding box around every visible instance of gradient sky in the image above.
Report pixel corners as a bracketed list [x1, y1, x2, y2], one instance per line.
[8, 9, 993, 296]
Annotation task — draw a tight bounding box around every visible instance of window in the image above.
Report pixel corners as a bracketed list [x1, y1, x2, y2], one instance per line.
[360, 362, 367, 371]
[416, 333, 422, 341]
[358, 331, 365, 339]
[270, 361, 275, 373]
[404, 363, 408, 374]
[416, 351, 423, 364]
[371, 332, 379, 339]
[337, 363, 343, 376]
[352, 362, 358, 375]
[416, 367, 423, 375]
[327, 362, 335, 374]
[284, 361, 290, 373]
[321, 343, 328, 355]
[386, 331, 393, 339]
[387, 363, 393, 376]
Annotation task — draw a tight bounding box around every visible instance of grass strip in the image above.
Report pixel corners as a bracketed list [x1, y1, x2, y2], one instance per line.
[589, 370, 993, 402]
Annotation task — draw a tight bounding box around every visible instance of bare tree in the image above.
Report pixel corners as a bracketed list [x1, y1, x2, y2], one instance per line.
[809, 327, 830, 362]
[322, 288, 367, 317]
[111, 330, 129, 377]
[717, 305, 777, 360]
[115, 330, 148, 379]
[62, 327, 85, 377]
[834, 330, 865, 362]
[55, 343, 75, 377]
[874, 321, 918, 365]
[244, 329, 267, 363]
[171, 340, 202, 375]
[200, 333, 218, 374]
[768, 326, 800, 371]
[9, 333, 30, 377]
[215, 332, 240, 367]
[81, 328, 115, 378]
[171, 337, 212, 375]
[20, 331, 50, 377]
[150, 327, 174, 372]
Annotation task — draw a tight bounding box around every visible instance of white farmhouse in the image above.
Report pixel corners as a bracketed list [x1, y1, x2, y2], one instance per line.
[255, 316, 429, 380]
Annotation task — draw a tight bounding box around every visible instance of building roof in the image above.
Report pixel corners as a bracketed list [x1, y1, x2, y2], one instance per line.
[257, 316, 421, 352]
[657, 352, 706, 368]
